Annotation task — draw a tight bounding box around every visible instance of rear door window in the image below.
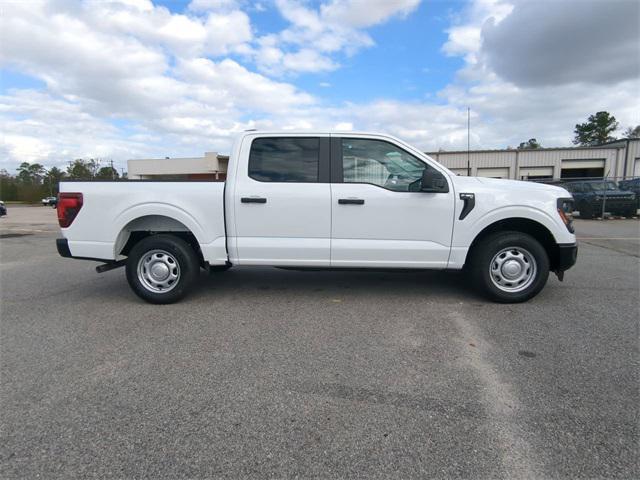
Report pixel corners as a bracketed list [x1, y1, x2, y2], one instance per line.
[249, 137, 319, 182]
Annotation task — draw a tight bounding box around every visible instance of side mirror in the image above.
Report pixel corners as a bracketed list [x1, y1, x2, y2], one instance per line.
[421, 169, 449, 193]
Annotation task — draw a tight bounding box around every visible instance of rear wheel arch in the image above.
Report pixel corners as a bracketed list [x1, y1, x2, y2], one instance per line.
[115, 215, 204, 266]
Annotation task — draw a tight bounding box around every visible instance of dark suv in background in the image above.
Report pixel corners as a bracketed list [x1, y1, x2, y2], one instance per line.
[564, 180, 637, 219]
[618, 178, 640, 209]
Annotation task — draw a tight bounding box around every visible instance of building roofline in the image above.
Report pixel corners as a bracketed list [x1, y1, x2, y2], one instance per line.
[590, 137, 639, 147]
[426, 144, 628, 155]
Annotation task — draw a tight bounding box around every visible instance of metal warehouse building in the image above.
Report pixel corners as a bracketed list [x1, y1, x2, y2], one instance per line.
[128, 138, 640, 181]
[428, 138, 640, 180]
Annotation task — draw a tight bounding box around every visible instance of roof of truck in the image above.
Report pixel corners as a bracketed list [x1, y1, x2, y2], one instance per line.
[241, 130, 391, 137]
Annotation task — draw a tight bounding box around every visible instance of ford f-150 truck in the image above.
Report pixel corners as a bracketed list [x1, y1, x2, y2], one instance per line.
[56, 132, 577, 304]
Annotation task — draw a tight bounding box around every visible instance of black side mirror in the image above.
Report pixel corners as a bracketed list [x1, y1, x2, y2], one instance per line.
[421, 169, 449, 193]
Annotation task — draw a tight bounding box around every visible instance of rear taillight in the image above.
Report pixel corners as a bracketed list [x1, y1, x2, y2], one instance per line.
[57, 193, 83, 228]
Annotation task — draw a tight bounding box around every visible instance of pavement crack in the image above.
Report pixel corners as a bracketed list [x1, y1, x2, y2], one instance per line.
[450, 310, 544, 479]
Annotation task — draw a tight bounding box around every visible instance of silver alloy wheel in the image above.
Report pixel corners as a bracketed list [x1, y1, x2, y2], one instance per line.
[489, 247, 537, 293]
[137, 249, 181, 293]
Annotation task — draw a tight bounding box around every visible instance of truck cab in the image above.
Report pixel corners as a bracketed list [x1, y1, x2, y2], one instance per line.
[56, 131, 578, 304]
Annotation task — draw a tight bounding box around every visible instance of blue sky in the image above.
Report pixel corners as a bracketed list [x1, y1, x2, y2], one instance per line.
[1, 0, 638, 171]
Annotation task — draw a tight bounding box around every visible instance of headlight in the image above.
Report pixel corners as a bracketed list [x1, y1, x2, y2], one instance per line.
[594, 195, 602, 201]
[557, 198, 575, 233]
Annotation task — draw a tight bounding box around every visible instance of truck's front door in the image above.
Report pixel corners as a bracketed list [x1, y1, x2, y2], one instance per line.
[330, 136, 455, 267]
[233, 135, 331, 266]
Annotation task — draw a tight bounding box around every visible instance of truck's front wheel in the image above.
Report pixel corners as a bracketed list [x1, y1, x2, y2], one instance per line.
[125, 234, 199, 304]
[469, 231, 550, 303]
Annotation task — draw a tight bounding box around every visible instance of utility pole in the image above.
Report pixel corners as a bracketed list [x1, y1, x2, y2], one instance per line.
[467, 107, 471, 176]
[109, 159, 115, 180]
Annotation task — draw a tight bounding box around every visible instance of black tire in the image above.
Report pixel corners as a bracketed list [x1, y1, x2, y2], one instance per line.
[469, 231, 550, 303]
[125, 234, 200, 304]
[579, 202, 594, 219]
[621, 208, 637, 218]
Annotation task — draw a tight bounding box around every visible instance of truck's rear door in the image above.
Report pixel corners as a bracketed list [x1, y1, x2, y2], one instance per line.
[231, 135, 331, 266]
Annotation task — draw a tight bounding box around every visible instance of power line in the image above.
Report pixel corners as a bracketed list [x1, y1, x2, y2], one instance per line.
[467, 107, 471, 176]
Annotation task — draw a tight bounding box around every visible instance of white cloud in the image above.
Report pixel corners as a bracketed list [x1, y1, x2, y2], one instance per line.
[82, 1, 252, 57]
[320, 0, 420, 29]
[254, 0, 421, 74]
[442, 0, 512, 61]
[188, 0, 239, 12]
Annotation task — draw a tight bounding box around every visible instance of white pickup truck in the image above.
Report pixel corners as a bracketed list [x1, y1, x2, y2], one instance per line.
[56, 132, 577, 304]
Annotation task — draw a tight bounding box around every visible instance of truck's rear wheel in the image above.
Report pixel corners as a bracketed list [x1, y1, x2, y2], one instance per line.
[126, 234, 199, 304]
[469, 231, 549, 303]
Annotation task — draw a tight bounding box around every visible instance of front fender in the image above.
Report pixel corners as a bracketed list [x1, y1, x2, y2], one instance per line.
[455, 205, 574, 247]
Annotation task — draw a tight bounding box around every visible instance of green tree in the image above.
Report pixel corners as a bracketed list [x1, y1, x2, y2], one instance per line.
[0, 169, 19, 201]
[95, 166, 119, 180]
[67, 159, 99, 180]
[46, 166, 65, 195]
[623, 125, 640, 139]
[573, 111, 619, 146]
[517, 138, 541, 150]
[16, 162, 46, 184]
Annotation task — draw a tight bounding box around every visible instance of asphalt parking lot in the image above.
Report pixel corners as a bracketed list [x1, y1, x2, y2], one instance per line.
[1, 205, 638, 479]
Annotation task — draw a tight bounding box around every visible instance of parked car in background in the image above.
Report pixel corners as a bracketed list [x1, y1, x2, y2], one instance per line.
[56, 131, 578, 304]
[563, 180, 636, 218]
[618, 178, 640, 210]
[42, 196, 58, 207]
[0, 201, 6, 217]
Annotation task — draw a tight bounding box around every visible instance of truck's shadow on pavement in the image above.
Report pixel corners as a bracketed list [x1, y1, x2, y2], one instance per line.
[188, 267, 475, 303]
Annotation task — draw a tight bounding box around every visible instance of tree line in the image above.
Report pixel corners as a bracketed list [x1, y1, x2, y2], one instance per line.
[0, 159, 126, 203]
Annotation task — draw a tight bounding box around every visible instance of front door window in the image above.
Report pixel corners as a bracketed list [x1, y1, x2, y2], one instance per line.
[341, 138, 427, 192]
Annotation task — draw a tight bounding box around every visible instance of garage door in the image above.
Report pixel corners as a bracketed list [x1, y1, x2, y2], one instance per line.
[449, 168, 468, 176]
[634, 158, 640, 177]
[520, 166, 553, 179]
[561, 159, 605, 179]
[477, 167, 509, 179]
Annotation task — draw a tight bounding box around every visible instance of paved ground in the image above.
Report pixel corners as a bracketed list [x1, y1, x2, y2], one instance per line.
[1, 205, 638, 479]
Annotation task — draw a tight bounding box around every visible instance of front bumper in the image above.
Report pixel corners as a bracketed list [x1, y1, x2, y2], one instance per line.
[588, 199, 636, 211]
[556, 243, 578, 272]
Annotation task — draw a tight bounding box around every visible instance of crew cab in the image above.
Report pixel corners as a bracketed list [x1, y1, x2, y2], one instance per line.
[56, 132, 578, 304]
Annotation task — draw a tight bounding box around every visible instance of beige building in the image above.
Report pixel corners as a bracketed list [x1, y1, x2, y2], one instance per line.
[429, 138, 640, 180]
[128, 151, 229, 180]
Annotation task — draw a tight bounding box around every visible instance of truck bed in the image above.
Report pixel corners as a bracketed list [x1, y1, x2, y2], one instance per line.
[59, 181, 227, 264]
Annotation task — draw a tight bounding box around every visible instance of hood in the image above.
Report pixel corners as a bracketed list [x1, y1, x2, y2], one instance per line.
[451, 175, 569, 196]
